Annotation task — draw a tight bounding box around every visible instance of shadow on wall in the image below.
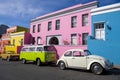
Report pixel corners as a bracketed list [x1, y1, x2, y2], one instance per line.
[50, 45, 59, 59]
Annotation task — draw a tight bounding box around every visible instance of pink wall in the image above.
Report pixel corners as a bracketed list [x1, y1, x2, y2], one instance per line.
[30, 1, 98, 58]
[31, 11, 92, 44]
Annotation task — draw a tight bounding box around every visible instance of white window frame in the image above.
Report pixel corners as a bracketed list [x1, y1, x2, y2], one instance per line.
[82, 33, 88, 45]
[56, 20, 60, 30]
[71, 34, 77, 45]
[38, 24, 41, 32]
[33, 25, 36, 33]
[94, 22, 105, 40]
[82, 14, 88, 26]
[48, 21, 52, 31]
[71, 16, 77, 28]
[37, 37, 41, 45]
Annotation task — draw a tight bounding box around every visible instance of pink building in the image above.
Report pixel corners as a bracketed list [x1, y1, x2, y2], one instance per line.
[30, 1, 98, 58]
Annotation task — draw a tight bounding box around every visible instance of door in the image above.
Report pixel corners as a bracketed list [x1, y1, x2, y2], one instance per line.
[82, 33, 88, 45]
[72, 51, 87, 68]
[64, 51, 73, 67]
[28, 47, 36, 61]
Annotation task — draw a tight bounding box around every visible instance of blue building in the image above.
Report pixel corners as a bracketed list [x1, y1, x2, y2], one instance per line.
[88, 3, 120, 65]
[0, 24, 9, 37]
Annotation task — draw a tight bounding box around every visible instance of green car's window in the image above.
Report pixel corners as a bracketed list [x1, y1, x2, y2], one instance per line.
[36, 47, 43, 51]
[22, 48, 29, 52]
[29, 47, 35, 51]
[44, 46, 54, 51]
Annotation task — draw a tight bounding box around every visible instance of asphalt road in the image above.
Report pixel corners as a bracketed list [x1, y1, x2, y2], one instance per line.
[0, 59, 120, 80]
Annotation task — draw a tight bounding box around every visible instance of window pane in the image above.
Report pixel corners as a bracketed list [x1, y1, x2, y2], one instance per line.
[44, 46, 55, 51]
[64, 51, 72, 57]
[13, 39, 15, 46]
[29, 47, 35, 51]
[32, 37, 35, 45]
[36, 47, 43, 51]
[95, 30, 100, 39]
[94, 22, 105, 40]
[101, 30, 105, 40]
[38, 24, 41, 32]
[33, 25, 36, 33]
[71, 34, 77, 45]
[73, 51, 81, 57]
[82, 14, 88, 26]
[82, 33, 88, 45]
[37, 37, 41, 45]
[22, 48, 29, 52]
[56, 20, 60, 30]
[21, 39, 23, 46]
[71, 16, 77, 28]
[48, 22, 52, 31]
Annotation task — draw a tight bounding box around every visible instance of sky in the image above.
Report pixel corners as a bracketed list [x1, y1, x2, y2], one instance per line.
[0, 0, 120, 28]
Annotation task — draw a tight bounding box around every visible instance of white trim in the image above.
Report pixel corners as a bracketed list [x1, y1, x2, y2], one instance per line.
[7, 27, 17, 31]
[1, 38, 10, 40]
[93, 21, 105, 24]
[91, 2, 120, 15]
[10, 33, 24, 37]
[94, 22, 105, 40]
[46, 35, 62, 45]
[31, 2, 98, 23]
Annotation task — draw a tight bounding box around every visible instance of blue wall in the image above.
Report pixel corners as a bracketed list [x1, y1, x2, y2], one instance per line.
[88, 10, 120, 65]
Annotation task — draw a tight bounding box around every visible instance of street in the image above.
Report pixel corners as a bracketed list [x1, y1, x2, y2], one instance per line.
[0, 59, 120, 80]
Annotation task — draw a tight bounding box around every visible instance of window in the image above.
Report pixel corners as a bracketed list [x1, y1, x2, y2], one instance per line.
[20, 39, 23, 46]
[48, 21, 52, 31]
[71, 34, 77, 45]
[71, 16, 77, 28]
[36, 47, 43, 51]
[33, 25, 36, 33]
[56, 20, 60, 30]
[38, 24, 41, 32]
[84, 50, 91, 55]
[37, 37, 41, 45]
[13, 39, 15, 46]
[73, 51, 81, 57]
[29, 47, 35, 51]
[44, 46, 55, 51]
[82, 33, 88, 45]
[82, 14, 88, 26]
[32, 37, 35, 45]
[64, 51, 72, 57]
[94, 23, 105, 40]
[22, 48, 29, 52]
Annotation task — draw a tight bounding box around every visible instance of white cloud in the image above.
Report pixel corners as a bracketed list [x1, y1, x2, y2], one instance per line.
[0, 0, 42, 18]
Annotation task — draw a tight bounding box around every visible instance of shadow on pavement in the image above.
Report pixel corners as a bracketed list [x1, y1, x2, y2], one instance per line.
[104, 68, 120, 75]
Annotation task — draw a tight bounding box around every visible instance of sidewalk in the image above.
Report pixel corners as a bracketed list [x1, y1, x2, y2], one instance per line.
[114, 65, 120, 69]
